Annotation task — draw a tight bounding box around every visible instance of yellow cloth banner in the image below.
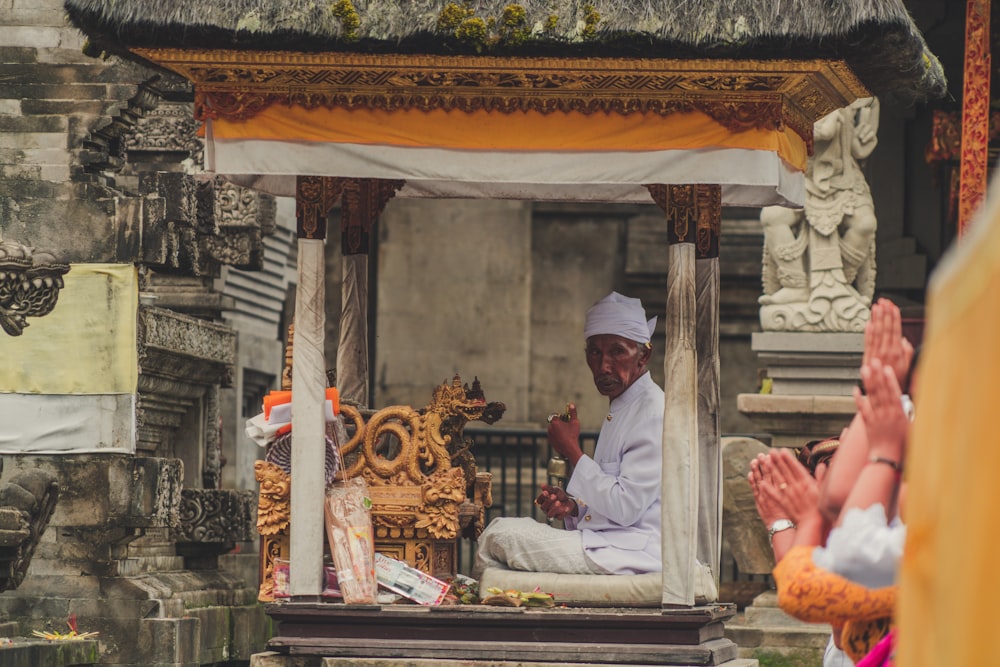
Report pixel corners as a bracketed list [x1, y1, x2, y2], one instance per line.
[897, 188, 1000, 665]
[0, 263, 138, 394]
[208, 105, 808, 171]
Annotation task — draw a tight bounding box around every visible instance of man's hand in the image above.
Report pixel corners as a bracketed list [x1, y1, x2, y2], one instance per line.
[547, 403, 583, 466]
[535, 484, 579, 520]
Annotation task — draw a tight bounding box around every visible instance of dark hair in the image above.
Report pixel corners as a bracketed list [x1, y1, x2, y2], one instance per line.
[795, 437, 839, 476]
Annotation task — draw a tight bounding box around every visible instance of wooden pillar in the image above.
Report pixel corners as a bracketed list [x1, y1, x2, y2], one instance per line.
[337, 179, 403, 406]
[288, 175, 339, 597]
[648, 184, 699, 606]
[694, 186, 722, 586]
[958, 0, 991, 236]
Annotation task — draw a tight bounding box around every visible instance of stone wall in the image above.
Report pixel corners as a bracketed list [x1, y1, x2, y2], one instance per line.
[372, 200, 764, 434]
[0, 3, 271, 665]
[0, 1, 142, 262]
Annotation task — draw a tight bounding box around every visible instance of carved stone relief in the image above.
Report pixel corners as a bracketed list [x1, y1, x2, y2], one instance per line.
[125, 101, 203, 165]
[175, 488, 256, 544]
[137, 172, 274, 277]
[759, 97, 880, 332]
[0, 470, 59, 591]
[136, 307, 235, 467]
[0, 239, 70, 336]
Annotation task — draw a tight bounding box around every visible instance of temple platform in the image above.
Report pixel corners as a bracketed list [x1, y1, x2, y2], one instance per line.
[257, 602, 754, 666]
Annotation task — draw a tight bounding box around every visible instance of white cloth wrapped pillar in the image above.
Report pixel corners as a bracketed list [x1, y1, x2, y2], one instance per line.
[289, 238, 327, 597]
[335, 178, 403, 406]
[288, 176, 337, 597]
[336, 254, 369, 405]
[695, 195, 723, 584]
[656, 184, 701, 606]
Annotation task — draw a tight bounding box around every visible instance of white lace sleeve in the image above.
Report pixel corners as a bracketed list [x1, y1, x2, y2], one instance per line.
[812, 504, 905, 589]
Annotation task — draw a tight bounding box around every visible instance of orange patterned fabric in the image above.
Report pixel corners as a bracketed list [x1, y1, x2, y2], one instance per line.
[774, 545, 895, 663]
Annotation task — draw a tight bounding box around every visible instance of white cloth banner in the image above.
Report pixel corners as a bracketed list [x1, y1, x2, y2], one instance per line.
[0, 393, 135, 454]
[206, 129, 804, 207]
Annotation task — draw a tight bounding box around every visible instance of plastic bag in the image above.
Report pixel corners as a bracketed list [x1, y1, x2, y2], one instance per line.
[323, 476, 376, 604]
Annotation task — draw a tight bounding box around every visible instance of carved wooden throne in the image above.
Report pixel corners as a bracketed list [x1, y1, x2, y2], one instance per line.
[255, 328, 503, 601]
[337, 375, 502, 578]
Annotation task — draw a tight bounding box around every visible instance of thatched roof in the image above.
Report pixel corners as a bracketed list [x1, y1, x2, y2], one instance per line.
[65, 0, 946, 104]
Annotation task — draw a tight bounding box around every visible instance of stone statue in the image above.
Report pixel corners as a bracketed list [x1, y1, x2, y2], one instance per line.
[0, 469, 59, 591]
[759, 97, 880, 332]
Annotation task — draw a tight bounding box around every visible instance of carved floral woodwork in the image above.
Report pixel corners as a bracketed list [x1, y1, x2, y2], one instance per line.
[255, 460, 291, 602]
[295, 176, 345, 240]
[293, 176, 404, 250]
[958, 0, 992, 235]
[253, 376, 504, 599]
[646, 184, 721, 257]
[133, 49, 872, 153]
[925, 110, 1000, 232]
[0, 240, 70, 336]
[339, 375, 504, 575]
[341, 179, 405, 254]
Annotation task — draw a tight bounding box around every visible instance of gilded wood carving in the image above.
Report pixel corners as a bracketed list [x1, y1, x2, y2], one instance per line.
[254, 375, 504, 597]
[134, 49, 871, 152]
[254, 460, 291, 602]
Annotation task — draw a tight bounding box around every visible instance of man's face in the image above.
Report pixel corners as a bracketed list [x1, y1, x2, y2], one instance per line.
[585, 334, 651, 400]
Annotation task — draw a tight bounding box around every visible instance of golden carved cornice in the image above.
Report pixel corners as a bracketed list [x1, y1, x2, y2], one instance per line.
[134, 49, 870, 150]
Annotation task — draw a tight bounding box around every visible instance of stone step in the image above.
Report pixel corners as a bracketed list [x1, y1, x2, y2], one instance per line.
[726, 623, 831, 650]
[742, 604, 823, 627]
[725, 622, 830, 667]
[252, 651, 761, 667]
[0, 639, 99, 667]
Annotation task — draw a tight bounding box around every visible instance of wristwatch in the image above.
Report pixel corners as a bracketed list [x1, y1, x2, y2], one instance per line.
[768, 518, 796, 541]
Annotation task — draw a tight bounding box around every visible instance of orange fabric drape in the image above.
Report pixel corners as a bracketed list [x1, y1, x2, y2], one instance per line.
[897, 173, 1000, 667]
[207, 105, 808, 170]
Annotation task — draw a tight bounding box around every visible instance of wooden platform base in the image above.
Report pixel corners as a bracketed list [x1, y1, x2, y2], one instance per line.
[264, 602, 746, 665]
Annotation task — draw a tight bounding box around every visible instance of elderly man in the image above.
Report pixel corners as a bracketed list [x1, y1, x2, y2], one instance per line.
[475, 291, 663, 576]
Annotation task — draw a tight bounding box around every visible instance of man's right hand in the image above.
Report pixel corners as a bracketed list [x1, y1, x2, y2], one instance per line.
[535, 484, 579, 520]
[547, 403, 583, 465]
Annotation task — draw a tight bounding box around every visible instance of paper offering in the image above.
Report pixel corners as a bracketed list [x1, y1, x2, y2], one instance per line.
[323, 477, 377, 604]
[374, 553, 450, 606]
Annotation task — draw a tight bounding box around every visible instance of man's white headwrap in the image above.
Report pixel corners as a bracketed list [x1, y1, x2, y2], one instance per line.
[583, 291, 656, 345]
